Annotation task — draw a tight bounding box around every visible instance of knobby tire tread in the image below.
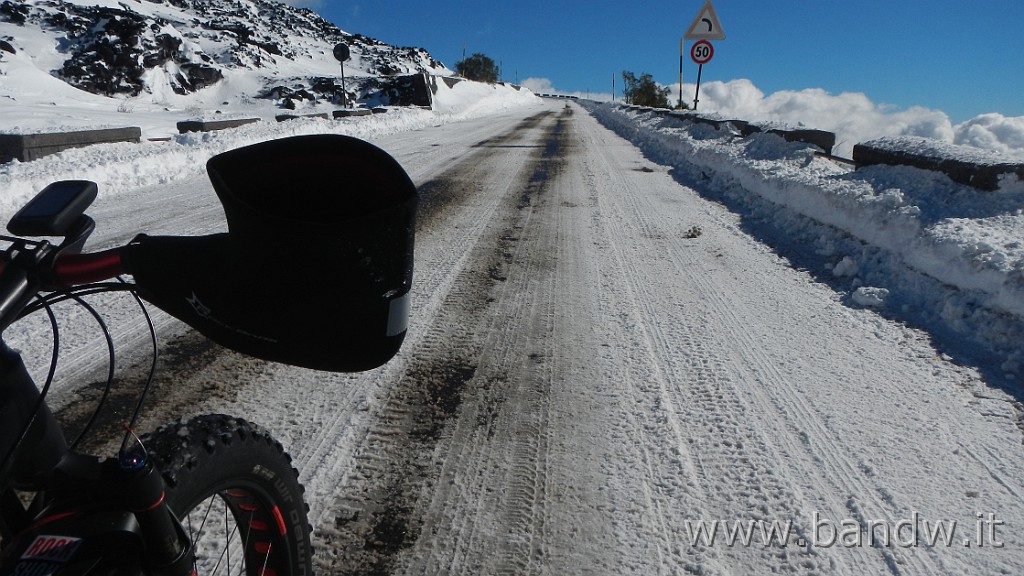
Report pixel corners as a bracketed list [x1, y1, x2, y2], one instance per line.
[141, 414, 314, 576]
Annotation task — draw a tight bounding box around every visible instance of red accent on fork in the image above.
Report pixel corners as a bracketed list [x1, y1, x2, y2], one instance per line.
[28, 511, 78, 530]
[131, 490, 167, 513]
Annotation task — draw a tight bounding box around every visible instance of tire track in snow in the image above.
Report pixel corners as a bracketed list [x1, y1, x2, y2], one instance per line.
[406, 103, 722, 575]
[295, 132, 530, 524]
[591, 165, 820, 573]
[583, 110, 949, 574]
[578, 115, 879, 574]
[476, 114, 567, 576]
[577, 126, 730, 574]
[662, 156, 955, 574]
[681, 260, 941, 575]
[253, 111, 555, 520]
[310, 110, 561, 575]
[396, 110, 571, 575]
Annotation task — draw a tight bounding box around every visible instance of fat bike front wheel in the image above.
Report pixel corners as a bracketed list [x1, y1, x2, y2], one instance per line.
[142, 414, 313, 576]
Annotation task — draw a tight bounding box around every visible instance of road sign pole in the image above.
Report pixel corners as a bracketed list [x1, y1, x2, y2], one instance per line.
[340, 64, 347, 108]
[683, 0, 722, 111]
[693, 64, 704, 110]
[333, 43, 351, 109]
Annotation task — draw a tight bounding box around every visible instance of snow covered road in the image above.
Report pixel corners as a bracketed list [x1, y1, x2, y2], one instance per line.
[39, 99, 1024, 575]
[319, 101, 1024, 574]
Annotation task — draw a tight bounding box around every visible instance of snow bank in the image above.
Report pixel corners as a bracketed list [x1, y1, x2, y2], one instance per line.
[587, 102, 1024, 375]
[859, 135, 1024, 166]
[0, 81, 541, 218]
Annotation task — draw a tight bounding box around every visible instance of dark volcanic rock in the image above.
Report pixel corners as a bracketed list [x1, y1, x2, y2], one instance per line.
[2, 0, 449, 105]
[174, 63, 223, 94]
[0, 1, 29, 25]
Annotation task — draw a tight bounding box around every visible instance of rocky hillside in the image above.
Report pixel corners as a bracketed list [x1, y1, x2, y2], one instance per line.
[0, 0, 450, 108]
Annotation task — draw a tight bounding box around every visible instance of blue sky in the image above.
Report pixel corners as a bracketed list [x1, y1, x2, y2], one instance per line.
[297, 0, 1022, 124]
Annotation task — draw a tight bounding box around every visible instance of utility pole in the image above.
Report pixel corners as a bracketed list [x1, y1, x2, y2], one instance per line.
[678, 37, 684, 108]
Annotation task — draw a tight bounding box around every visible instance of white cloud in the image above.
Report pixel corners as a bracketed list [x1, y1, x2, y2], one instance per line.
[953, 114, 1024, 157]
[521, 78, 555, 93]
[528, 76, 1024, 158]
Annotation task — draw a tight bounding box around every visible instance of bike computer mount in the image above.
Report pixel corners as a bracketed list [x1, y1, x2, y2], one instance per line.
[7, 180, 97, 254]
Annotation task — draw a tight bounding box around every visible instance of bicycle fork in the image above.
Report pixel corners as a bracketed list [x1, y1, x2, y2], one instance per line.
[0, 343, 196, 576]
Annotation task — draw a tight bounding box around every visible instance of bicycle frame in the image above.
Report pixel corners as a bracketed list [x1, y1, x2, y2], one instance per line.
[0, 240, 194, 576]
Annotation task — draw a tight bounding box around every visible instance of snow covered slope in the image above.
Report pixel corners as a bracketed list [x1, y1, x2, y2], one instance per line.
[0, 0, 450, 126]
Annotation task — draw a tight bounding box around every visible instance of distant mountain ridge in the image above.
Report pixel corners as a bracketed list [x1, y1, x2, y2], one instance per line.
[0, 0, 450, 108]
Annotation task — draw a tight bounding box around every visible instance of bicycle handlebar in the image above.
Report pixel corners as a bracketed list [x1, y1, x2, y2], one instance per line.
[0, 245, 126, 288]
[51, 247, 126, 286]
[0, 243, 128, 331]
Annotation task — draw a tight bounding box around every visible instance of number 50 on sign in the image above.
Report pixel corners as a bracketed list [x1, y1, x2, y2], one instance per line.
[691, 40, 713, 65]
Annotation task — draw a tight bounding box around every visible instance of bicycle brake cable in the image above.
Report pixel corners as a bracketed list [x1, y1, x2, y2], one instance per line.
[118, 278, 159, 459]
[62, 290, 117, 451]
[19, 283, 138, 318]
[11, 278, 160, 460]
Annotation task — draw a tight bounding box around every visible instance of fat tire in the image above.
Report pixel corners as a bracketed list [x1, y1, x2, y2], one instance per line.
[140, 414, 313, 576]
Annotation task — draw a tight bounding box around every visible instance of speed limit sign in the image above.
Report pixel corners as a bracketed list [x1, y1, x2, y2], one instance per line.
[690, 40, 714, 64]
